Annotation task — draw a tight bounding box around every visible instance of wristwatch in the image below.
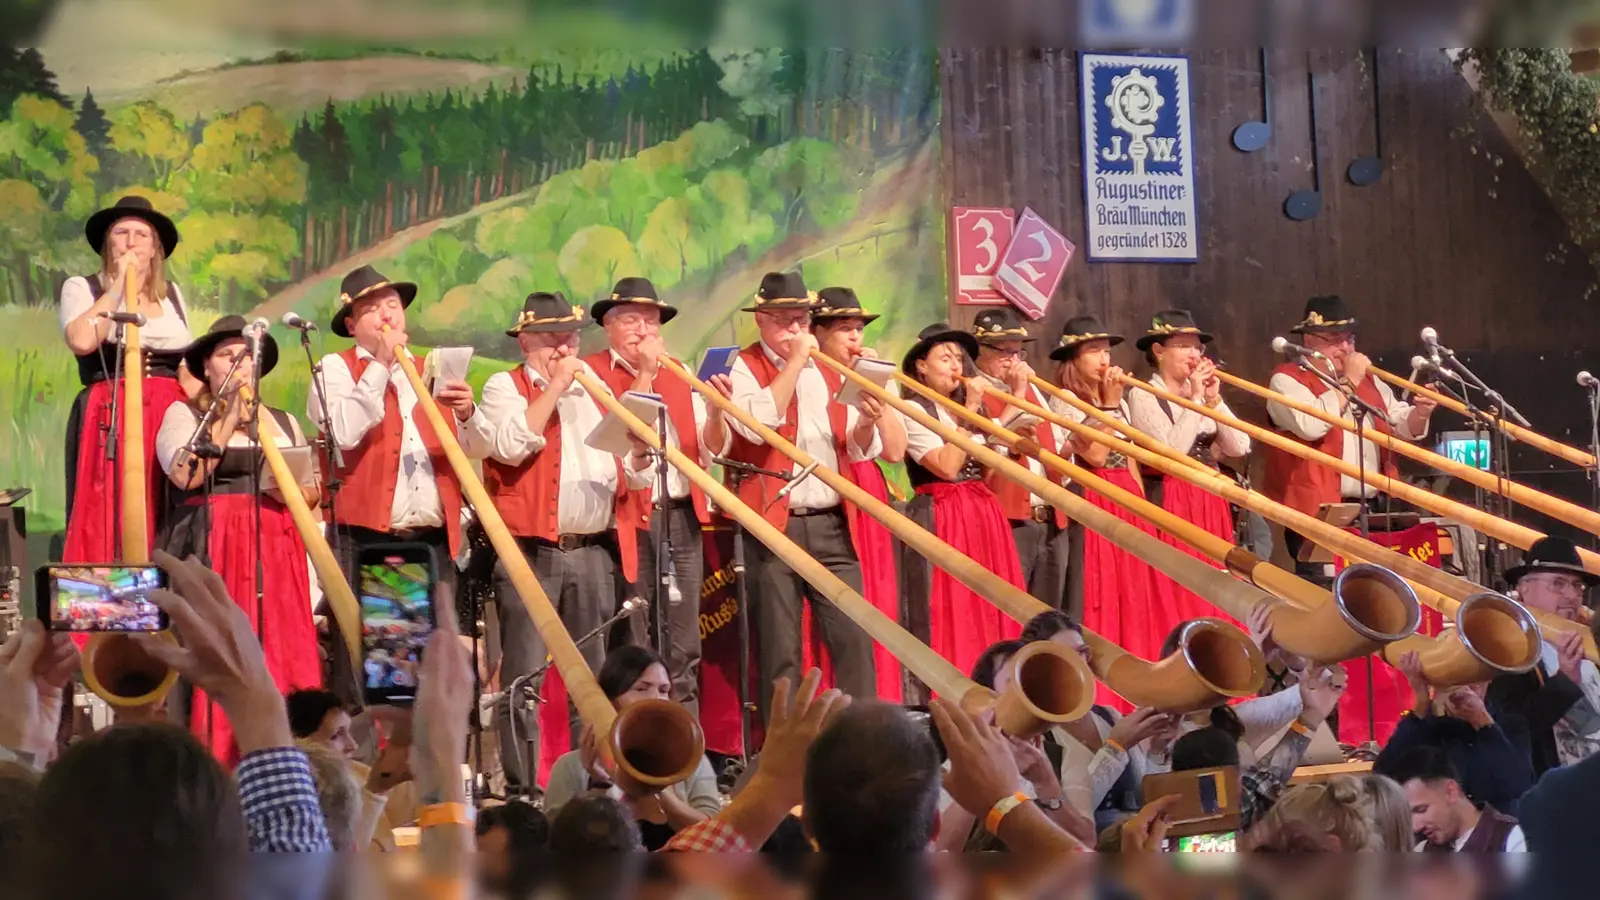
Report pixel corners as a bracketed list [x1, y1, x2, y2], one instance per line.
[1033, 797, 1063, 812]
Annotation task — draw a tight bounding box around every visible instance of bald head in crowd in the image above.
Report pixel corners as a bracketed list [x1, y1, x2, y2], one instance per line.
[803, 701, 942, 852]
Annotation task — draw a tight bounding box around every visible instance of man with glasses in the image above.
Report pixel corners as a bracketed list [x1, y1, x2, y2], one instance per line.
[969, 308, 1075, 615]
[726, 272, 885, 725]
[1261, 295, 1438, 580]
[1488, 536, 1600, 775]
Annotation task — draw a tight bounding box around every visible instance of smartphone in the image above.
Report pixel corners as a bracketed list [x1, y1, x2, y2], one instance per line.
[1167, 831, 1238, 853]
[358, 543, 438, 705]
[36, 564, 169, 632]
[1197, 771, 1220, 815]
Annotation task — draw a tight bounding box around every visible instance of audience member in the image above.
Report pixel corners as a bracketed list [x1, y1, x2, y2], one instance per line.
[287, 689, 358, 758]
[550, 795, 644, 852]
[1246, 775, 1384, 851]
[476, 800, 549, 894]
[1383, 745, 1525, 852]
[1518, 743, 1600, 896]
[1377, 651, 1531, 816]
[542, 645, 721, 849]
[0, 761, 38, 879]
[1359, 774, 1415, 852]
[299, 740, 364, 851]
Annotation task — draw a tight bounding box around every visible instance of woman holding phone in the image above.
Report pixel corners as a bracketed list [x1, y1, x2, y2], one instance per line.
[154, 315, 322, 762]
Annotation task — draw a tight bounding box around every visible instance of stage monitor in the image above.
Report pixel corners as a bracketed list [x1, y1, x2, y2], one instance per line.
[1437, 431, 1491, 471]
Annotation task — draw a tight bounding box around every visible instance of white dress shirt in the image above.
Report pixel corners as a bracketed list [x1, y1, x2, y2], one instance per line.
[307, 347, 492, 531]
[1265, 371, 1427, 499]
[606, 350, 731, 503]
[475, 362, 652, 535]
[727, 342, 882, 511]
[59, 275, 193, 350]
[1127, 372, 1252, 459]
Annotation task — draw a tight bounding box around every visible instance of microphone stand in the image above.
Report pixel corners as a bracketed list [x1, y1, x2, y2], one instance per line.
[101, 320, 128, 550]
[713, 456, 790, 764]
[249, 332, 266, 650]
[503, 597, 648, 800]
[299, 328, 343, 559]
[1435, 348, 1522, 583]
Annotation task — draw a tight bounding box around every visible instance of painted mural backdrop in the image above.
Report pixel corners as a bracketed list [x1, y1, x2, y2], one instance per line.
[0, 10, 944, 537]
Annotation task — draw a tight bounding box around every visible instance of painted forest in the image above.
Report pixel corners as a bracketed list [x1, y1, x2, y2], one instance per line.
[0, 43, 946, 533]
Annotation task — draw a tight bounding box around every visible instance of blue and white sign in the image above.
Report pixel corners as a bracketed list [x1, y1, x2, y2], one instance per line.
[1080, 53, 1199, 262]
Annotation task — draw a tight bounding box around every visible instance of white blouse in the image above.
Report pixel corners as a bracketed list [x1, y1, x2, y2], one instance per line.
[58, 275, 193, 351]
[1127, 372, 1252, 458]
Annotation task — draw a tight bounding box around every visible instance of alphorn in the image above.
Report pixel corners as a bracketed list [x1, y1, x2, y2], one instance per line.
[1373, 366, 1597, 470]
[1001, 378, 1562, 674]
[1213, 369, 1600, 539]
[389, 338, 704, 789]
[1028, 374, 1208, 476]
[892, 373, 1422, 664]
[1115, 373, 1600, 578]
[573, 367, 1096, 733]
[807, 353, 1267, 711]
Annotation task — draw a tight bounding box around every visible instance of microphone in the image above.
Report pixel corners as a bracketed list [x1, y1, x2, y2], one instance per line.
[281, 311, 317, 331]
[774, 460, 820, 502]
[1579, 371, 1599, 390]
[1420, 326, 1445, 366]
[98, 311, 147, 327]
[1271, 336, 1324, 362]
[247, 317, 268, 385]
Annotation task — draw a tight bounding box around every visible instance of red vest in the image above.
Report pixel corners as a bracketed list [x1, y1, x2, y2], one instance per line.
[329, 349, 466, 558]
[1262, 363, 1399, 517]
[727, 344, 853, 531]
[584, 349, 711, 526]
[480, 367, 640, 582]
[981, 384, 1067, 528]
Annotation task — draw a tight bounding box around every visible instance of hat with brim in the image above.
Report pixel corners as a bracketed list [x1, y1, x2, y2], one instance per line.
[1290, 295, 1360, 335]
[591, 276, 678, 325]
[1048, 315, 1125, 361]
[507, 291, 591, 337]
[1136, 309, 1215, 352]
[1506, 536, 1599, 587]
[902, 322, 981, 374]
[971, 308, 1036, 346]
[811, 287, 879, 325]
[85, 195, 180, 258]
[185, 314, 279, 381]
[331, 265, 418, 338]
[742, 271, 818, 313]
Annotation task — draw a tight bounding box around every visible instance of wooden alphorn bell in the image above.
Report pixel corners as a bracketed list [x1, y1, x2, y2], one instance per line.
[387, 333, 704, 789]
[1018, 376, 1556, 680]
[1212, 369, 1600, 540]
[1372, 365, 1597, 470]
[574, 367, 1095, 733]
[807, 353, 1267, 711]
[891, 372, 1422, 665]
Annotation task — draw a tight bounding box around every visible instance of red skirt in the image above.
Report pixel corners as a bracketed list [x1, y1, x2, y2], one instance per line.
[1159, 476, 1240, 629]
[916, 480, 1023, 677]
[801, 461, 904, 702]
[63, 376, 189, 563]
[1082, 467, 1184, 712]
[186, 493, 322, 764]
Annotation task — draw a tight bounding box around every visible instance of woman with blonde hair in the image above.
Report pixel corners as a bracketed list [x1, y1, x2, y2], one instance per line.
[1361, 774, 1416, 852]
[1246, 775, 1384, 851]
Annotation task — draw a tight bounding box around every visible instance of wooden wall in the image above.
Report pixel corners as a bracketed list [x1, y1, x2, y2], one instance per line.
[940, 48, 1600, 538]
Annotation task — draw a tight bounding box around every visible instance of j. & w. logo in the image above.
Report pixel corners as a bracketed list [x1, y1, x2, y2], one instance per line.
[1088, 59, 1185, 177]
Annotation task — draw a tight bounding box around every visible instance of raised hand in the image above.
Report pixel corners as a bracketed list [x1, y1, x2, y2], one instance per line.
[1555, 631, 1586, 683]
[435, 379, 476, 422]
[1107, 707, 1173, 751]
[0, 621, 79, 763]
[932, 699, 1022, 818]
[1006, 360, 1036, 396]
[1297, 664, 1348, 729]
[1101, 366, 1126, 407]
[1343, 352, 1371, 387]
[550, 354, 585, 393]
[786, 332, 819, 365]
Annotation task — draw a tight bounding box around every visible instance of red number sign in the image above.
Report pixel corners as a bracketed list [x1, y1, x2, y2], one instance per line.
[996, 208, 1075, 320]
[950, 207, 1014, 306]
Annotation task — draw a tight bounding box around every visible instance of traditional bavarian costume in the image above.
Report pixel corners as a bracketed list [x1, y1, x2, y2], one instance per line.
[970, 307, 1074, 614]
[802, 288, 903, 702]
[475, 291, 650, 788]
[59, 196, 192, 563]
[726, 273, 881, 723]
[1127, 310, 1251, 627]
[155, 317, 321, 764]
[1048, 316, 1182, 711]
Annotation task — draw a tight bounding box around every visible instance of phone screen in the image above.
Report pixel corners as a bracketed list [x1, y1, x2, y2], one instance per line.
[1197, 772, 1220, 815]
[359, 545, 437, 704]
[37, 565, 168, 632]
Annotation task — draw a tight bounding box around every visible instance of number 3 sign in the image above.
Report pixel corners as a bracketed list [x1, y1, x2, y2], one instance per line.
[995, 208, 1075, 320]
[950, 207, 1015, 306]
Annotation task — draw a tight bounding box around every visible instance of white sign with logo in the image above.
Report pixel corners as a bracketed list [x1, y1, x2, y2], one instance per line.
[1080, 53, 1199, 262]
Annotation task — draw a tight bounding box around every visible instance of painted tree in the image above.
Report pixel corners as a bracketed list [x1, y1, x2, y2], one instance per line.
[107, 101, 192, 191]
[0, 95, 100, 303]
[637, 196, 703, 287]
[73, 89, 111, 165]
[557, 225, 639, 302]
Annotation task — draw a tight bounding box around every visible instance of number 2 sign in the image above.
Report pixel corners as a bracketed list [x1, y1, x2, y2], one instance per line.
[950, 207, 1015, 306]
[995, 208, 1075, 320]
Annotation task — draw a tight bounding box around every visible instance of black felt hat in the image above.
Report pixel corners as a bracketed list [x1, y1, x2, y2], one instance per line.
[1506, 537, 1599, 587]
[1048, 315, 1125, 361]
[971, 307, 1036, 345]
[590, 276, 677, 325]
[506, 291, 591, 337]
[85, 195, 179, 257]
[184, 315, 279, 381]
[1290, 295, 1360, 335]
[811, 287, 879, 324]
[741, 272, 817, 313]
[1136, 309, 1215, 352]
[331, 266, 418, 338]
[901, 322, 981, 374]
